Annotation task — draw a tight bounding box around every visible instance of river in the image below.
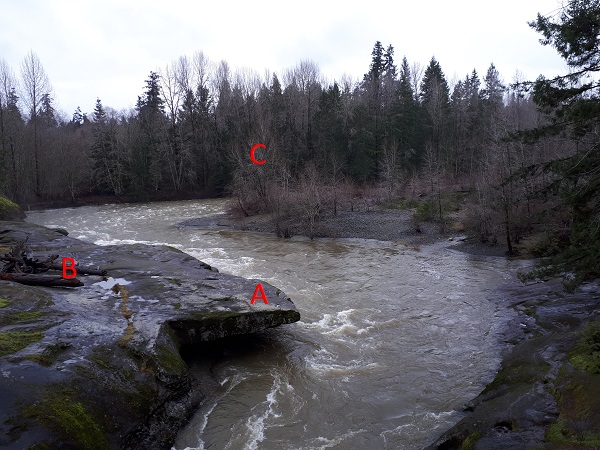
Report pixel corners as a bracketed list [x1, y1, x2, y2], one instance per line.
[26, 199, 527, 450]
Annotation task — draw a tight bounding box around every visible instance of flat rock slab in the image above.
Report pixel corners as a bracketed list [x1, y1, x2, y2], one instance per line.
[0, 221, 300, 449]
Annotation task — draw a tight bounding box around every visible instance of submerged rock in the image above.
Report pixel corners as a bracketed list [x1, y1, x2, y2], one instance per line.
[0, 220, 300, 449]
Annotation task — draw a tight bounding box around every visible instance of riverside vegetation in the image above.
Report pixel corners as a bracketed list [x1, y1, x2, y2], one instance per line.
[0, 1, 598, 290]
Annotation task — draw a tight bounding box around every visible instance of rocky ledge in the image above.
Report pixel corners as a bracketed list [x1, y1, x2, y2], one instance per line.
[425, 279, 600, 449]
[0, 221, 300, 449]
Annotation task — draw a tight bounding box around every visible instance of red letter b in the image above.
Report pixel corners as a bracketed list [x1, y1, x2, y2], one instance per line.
[62, 257, 77, 279]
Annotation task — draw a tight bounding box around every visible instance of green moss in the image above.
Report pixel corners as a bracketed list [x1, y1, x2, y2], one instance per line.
[0, 330, 44, 357]
[483, 357, 551, 394]
[155, 343, 187, 374]
[570, 319, 600, 374]
[0, 310, 49, 327]
[544, 354, 600, 447]
[0, 196, 25, 221]
[23, 393, 107, 450]
[173, 303, 181, 310]
[25, 342, 71, 367]
[186, 310, 242, 322]
[0, 298, 10, 308]
[11, 311, 47, 322]
[460, 431, 482, 450]
[546, 418, 600, 446]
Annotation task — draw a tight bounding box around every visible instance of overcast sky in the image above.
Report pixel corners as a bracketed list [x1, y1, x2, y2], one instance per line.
[1, 0, 567, 117]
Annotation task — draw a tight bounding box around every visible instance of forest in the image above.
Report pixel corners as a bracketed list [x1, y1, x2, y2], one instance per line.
[0, 0, 598, 289]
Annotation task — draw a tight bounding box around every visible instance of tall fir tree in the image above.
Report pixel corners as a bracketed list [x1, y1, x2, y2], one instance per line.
[518, 0, 600, 289]
[420, 57, 450, 164]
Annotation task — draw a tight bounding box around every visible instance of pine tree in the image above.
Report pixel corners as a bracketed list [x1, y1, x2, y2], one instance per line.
[132, 71, 167, 192]
[91, 98, 123, 195]
[366, 41, 385, 82]
[517, 0, 600, 289]
[71, 107, 84, 126]
[383, 45, 397, 79]
[420, 57, 450, 165]
[391, 57, 423, 170]
[314, 82, 347, 175]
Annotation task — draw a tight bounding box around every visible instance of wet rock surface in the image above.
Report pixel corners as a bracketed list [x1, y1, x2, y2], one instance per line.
[0, 221, 300, 449]
[425, 279, 600, 450]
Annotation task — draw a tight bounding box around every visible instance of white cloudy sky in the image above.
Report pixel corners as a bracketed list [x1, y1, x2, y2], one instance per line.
[1, 0, 566, 117]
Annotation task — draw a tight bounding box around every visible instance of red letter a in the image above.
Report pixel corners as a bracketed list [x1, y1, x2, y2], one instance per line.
[62, 257, 77, 279]
[250, 283, 268, 304]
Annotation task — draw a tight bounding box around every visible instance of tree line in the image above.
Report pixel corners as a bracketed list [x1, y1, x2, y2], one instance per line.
[0, 0, 598, 287]
[0, 45, 551, 202]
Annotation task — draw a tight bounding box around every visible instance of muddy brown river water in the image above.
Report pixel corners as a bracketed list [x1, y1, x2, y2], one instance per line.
[26, 199, 530, 449]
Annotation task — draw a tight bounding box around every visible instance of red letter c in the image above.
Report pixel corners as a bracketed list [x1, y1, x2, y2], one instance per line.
[250, 144, 266, 165]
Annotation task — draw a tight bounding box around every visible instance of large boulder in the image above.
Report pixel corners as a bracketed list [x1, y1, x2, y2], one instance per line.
[0, 196, 25, 221]
[0, 221, 300, 449]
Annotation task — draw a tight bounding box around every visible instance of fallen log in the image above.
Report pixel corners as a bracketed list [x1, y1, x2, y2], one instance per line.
[48, 263, 107, 276]
[0, 273, 84, 287]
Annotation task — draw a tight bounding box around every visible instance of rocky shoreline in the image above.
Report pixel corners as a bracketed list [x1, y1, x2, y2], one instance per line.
[0, 220, 300, 449]
[425, 279, 600, 449]
[179, 208, 514, 259]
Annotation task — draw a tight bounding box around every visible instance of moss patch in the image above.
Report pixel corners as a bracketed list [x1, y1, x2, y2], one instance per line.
[570, 318, 600, 374]
[460, 431, 482, 450]
[25, 342, 71, 367]
[545, 348, 600, 447]
[0, 196, 25, 221]
[0, 330, 44, 357]
[155, 343, 187, 375]
[22, 393, 107, 450]
[546, 418, 600, 446]
[0, 298, 10, 308]
[483, 356, 551, 394]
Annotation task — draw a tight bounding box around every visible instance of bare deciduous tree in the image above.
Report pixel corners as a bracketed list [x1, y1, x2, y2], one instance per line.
[20, 51, 52, 197]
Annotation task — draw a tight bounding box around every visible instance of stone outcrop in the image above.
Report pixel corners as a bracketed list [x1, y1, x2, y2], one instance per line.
[424, 280, 600, 450]
[0, 221, 300, 449]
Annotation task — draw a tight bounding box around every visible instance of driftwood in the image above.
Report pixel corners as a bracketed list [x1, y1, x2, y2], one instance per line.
[0, 240, 105, 287]
[0, 273, 84, 287]
[48, 263, 107, 276]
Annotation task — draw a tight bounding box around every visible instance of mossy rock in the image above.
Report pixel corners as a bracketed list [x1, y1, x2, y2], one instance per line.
[461, 431, 482, 450]
[0, 196, 26, 221]
[570, 318, 600, 374]
[0, 330, 45, 357]
[22, 392, 107, 450]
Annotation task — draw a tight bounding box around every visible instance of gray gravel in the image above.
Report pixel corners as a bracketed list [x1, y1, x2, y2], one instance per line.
[179, 208, 512, 256]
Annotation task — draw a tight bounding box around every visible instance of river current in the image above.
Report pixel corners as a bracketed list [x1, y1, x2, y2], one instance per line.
[27, 199, 526, 449]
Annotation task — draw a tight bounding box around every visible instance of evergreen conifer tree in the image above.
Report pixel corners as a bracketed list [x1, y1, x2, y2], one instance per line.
[518, 0, 600, 289]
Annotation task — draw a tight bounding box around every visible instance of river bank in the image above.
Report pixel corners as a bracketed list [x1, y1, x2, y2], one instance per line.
[179, 207, 510, 257]
[426, 279, 600, 449]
